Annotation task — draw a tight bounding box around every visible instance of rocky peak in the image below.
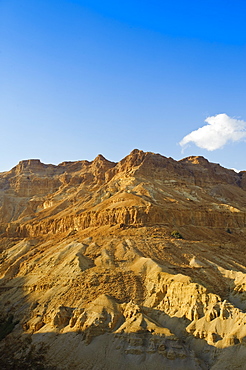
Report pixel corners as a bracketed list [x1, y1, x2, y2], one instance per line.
[91, 154, 115, 169]
[14, 159, 47, 175]
[181, 155, 209, 166]
[108, 149, 149, 175]
[93, 154, 107, 162]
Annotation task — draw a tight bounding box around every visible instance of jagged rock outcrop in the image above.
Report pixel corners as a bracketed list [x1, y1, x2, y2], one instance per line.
[1, 150, 246, 369]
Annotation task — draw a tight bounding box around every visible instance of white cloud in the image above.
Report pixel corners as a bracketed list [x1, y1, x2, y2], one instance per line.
[179, 113, 246, 151]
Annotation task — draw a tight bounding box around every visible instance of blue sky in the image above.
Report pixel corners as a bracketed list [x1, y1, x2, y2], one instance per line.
[0, 0, 246, 172]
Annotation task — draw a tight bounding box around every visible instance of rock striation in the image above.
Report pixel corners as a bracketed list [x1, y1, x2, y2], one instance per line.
[0, 149, 246, 369]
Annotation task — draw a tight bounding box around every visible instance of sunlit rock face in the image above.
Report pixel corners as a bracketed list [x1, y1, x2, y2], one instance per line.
[1, 150, 246, 369]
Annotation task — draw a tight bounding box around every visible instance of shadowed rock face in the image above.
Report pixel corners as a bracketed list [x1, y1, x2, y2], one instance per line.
[1, 150, 246, 369]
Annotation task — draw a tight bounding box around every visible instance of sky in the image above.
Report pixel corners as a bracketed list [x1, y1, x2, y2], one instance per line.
[0, 0, 246, 172]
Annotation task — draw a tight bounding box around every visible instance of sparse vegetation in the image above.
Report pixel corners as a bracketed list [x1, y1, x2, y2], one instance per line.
[171, 230, 184, 239]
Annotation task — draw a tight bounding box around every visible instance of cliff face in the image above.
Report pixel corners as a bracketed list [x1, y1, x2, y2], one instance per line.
[1, 150, 246, 369]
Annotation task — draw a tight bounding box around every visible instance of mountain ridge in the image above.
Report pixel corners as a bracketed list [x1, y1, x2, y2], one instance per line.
[0, 149, 246, 369]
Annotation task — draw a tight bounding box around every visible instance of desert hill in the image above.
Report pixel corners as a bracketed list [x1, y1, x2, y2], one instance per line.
[0, 149, 246, 369]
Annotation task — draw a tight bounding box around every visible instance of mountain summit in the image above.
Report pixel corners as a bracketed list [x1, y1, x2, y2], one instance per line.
[0, 150, 246, 369]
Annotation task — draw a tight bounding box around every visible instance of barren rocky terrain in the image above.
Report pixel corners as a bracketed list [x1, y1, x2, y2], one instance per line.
[1, 149, 246, 369]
